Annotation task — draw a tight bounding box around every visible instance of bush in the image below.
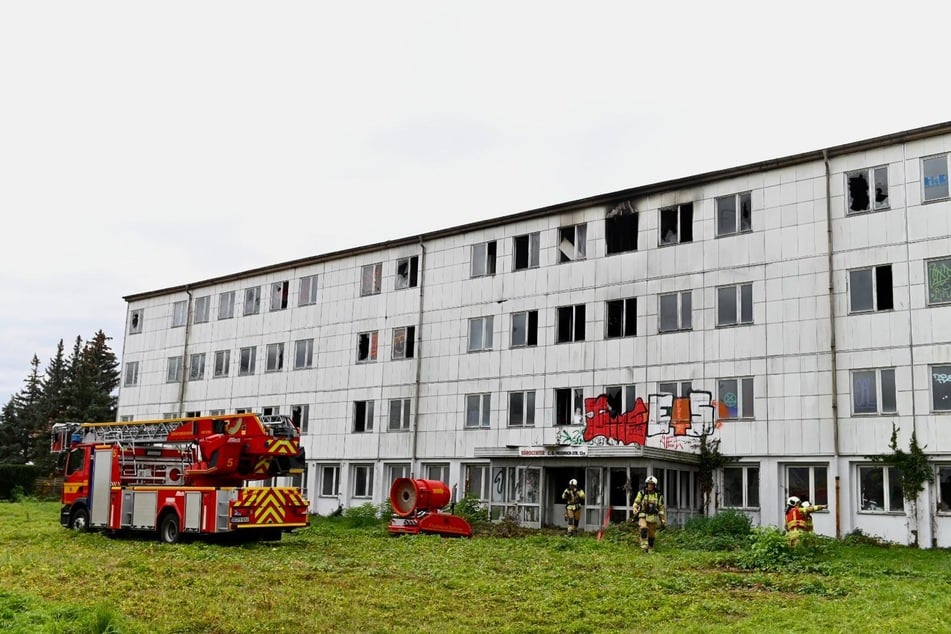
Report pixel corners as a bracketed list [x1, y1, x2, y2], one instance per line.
[343, 503, 383, 528]
[733, 527, 830, 572]
[0, 465, 43, 500]
[672, 510, 752, 551]
[453, 494, 489, 524]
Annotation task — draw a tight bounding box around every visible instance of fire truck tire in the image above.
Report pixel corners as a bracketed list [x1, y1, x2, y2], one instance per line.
[69, 508, 89, 532]
[159, 513, 181, 544]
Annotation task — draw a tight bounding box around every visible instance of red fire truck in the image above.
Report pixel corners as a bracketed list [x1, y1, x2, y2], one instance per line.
[50, 413, 309, 543]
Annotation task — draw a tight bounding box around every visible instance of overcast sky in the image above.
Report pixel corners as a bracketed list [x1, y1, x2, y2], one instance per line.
[1, 2, 949, 406]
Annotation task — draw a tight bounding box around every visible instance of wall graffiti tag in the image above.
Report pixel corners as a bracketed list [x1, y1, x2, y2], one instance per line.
[928, 259, 951, 304]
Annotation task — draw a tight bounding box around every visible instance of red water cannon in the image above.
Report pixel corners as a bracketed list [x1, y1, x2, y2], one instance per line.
[387, 478, 473, 538]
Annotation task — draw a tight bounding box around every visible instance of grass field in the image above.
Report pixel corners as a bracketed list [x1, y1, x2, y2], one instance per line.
[1, 500, 950, 633]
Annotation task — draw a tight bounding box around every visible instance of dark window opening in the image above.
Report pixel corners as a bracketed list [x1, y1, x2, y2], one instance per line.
[606, 203, 638, 254]
[876, 265, 893, 310]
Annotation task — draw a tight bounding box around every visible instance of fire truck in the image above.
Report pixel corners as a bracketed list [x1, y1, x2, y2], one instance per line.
[50, 413, 309, 543]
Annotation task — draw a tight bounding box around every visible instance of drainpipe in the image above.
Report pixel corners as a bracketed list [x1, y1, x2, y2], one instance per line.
[823, 150, 842, 538]
[177, 287, 193, 416]
[410, 238, 426, 477]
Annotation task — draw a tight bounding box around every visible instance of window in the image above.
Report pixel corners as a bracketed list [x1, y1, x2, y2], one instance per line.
[124, 361, 139, 387]
[208, 409, 226, 416]
[193, 296, 210, 323]
[717, 284, 753, 326]
[291, 404, 309, 434]
[938, 466, 951, 513]
[556, 305, 585, 343]
[320, 465, 340, 497]
[294, 339, 314, 369]
[357, 331, 379, 363]
[716, 192, 752, 237]
[659, 291, 692, 332]
[659, 203, 693, 245]
[171, 300, 187, 327]
[471, 241, 497, 277]
[353, 400, 374, 433]
[605, 385, 637, 416]
[185, 410, 201, 418]
[238, 346, 256, 376]
[166, 356, 183, 383]
[786, 465, 828, 506]
[849, 265, 893, 312]
[513, 232, 540, 270]
[605, 202, 638, 254]
[508, 391, 536, 427]
[858, 465, 903, 512]
[426, 463, 449, 484]
[718, 377, 754, 419]
[188, 353, 205, 381]
[606, 298, 637, 338]
[213, 350, 230, 378]
[922, 154, 949, 202]
[162, 412, 179, 419]
[352, 465, 374, 498]
[468, 316, 494, 352]
[271, 281, 289, 311]
[128, 309, 143, 335]
[261, 406, 279, 417]
[932, 364, 951, 412]
[555, 387, 584, 426]
[243, 287, 261, 316]
[299, 274, 319, 306]
[387, 463, 411, 484]
[465, 393, 491, 429]
[395, 256, 419, 290]
[388, 399, 411, 431]
[851, 368, 897, 414]
[559, 224, 587, 262]
[659, 381, 692, 397]
[218, 291, 235, 320]
[392, 326, 416, 360]
[360, 263, 382, 296]
[926, 257, 951, 305]
[465, 464, 491, 501]
[266, 343, 284, 372]
[723, 465, 760, 508]
[511, 311, 538, 347]
[847, 166, 889, 213]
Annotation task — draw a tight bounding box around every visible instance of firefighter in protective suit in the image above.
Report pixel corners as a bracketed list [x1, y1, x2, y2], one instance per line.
[632, 475, 666, 552]
[562, 479, 585, 536]
[784, 496, 808, 546]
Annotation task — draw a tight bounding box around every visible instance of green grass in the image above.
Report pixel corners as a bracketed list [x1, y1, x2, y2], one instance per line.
[2, 501, 950, 633]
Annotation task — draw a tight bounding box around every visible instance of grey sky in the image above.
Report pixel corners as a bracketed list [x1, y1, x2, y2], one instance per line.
[2, 1, 949, 405]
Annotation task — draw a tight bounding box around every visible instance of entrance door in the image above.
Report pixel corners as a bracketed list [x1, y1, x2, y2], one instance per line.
[584, 467, 605, 530]
[490, 466, 541, 527]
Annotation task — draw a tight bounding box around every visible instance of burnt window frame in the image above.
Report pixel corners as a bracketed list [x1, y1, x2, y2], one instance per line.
[558, 223, 587, 263]
[513, 232, 541, 271]
[395, 256, 419, 290]
[605, 203, 638, 255]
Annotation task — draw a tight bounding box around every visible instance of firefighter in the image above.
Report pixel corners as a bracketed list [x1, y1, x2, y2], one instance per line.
[800, 500, 827, 534]
[632, 475, 666, 552]
[562, 478, 585, 536]
[784, 496, 807, 546]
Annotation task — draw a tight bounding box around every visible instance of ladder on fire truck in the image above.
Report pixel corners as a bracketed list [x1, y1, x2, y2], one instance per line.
[52, 414, 298, 447]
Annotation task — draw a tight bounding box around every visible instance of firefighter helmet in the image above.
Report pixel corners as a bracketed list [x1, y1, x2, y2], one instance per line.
[569, 479, 578, 486]
[787, 496, 800, 507]
[645, 475, 658, 485]
[801, 500, 811, 509]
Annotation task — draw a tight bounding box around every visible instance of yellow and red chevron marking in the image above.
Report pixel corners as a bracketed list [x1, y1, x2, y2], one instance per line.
[266, 439, 298, 456]
[252, 456, 272, 475]
[235, 487, 307, 526]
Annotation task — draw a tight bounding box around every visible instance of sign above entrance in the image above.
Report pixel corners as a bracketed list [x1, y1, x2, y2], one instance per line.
[520, 446, 588, 458]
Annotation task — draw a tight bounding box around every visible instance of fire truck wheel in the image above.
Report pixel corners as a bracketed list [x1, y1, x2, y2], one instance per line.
[69, 508, 89, 532]
[159, 513, 181, 544]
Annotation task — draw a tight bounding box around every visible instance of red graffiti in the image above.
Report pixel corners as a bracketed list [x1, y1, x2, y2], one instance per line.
[583, 395, 649, 446]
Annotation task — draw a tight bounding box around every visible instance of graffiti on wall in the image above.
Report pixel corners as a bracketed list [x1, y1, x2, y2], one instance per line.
[556, 390, 729, 450]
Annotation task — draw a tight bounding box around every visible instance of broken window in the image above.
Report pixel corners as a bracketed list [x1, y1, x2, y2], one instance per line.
[659, 291, 692, 332]
[716, 283, 753, 326]
[395, 256, 419, 290]
[471, 241, 497, 277]
[605, 385, 636, 416]
[129, 309, 143, 334]
[555, 387, 584, 426]
[299, 274, 319, 306]
[847, 167, 889, 214]
[218, 291, 235, 320]
[193, 296, 210, 323]
[468, 316, 494, 352]
[511, 310, 538, 347]
[238, 347, 256, 375]
[556, 304, 585, 343]
[559, 224, 587, 262]
[357, 331, 379, 363]
[605, 298, 637, 339]
[392, 326, 416, 359]
[360, 263, 382, 296]
[849, 265, 893, 313]
[605, 201, 638, 254]
[716, 192, 752, 237]
[243, 287, 261, 316]
[271, 281, 289, 311]
[508, 391, 536, 427]
[353, 401, 374, 433]
[513, 232, 540, 270]
[291, 404, 309, 434]
[923, 154, 950, 202]
[659, 203, 693, 245]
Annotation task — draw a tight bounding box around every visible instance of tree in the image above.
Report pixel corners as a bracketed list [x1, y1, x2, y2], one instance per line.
[64, 331, 119, 424]
[698, 434, 734, 514]
[0, 356, 44, 464]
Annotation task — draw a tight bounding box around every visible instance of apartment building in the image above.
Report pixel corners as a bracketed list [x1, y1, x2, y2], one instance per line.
[118, 122, 951, 547]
